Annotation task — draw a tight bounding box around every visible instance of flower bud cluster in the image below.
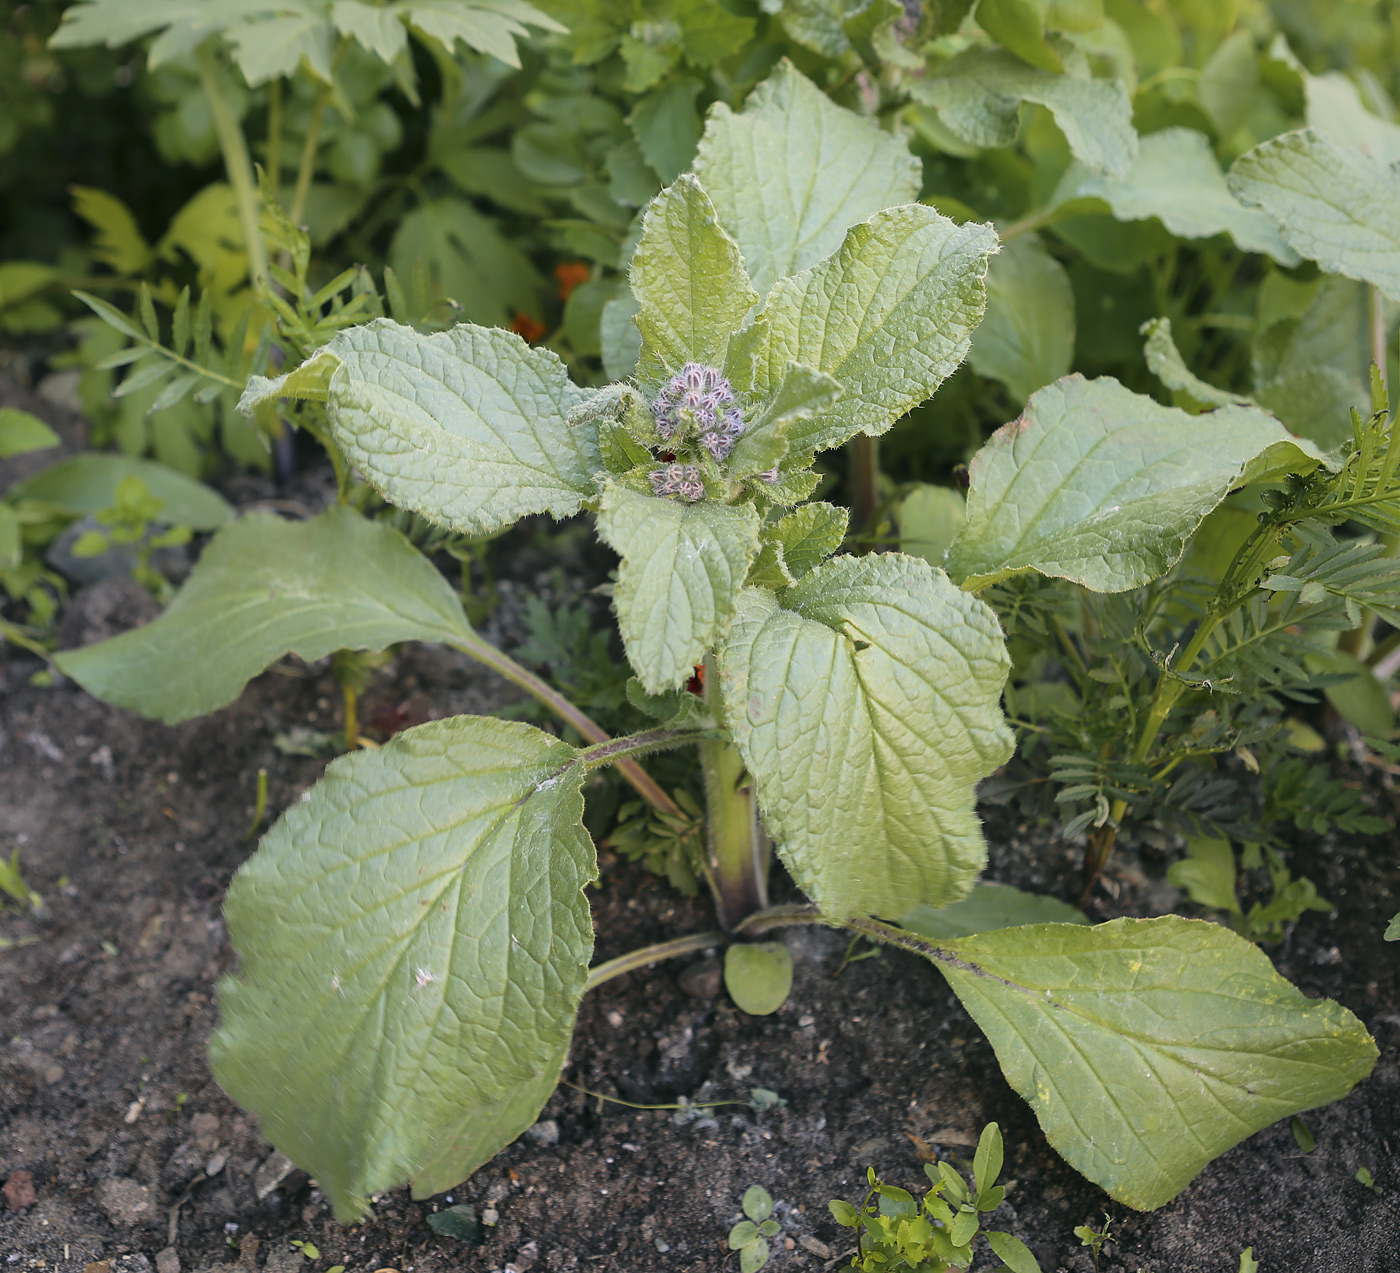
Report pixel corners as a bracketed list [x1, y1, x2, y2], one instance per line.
[652, 362, 745, 459]
[649, 462, 705, 502]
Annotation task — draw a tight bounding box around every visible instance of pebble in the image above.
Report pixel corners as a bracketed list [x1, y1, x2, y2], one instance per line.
[2, 1171, 35, 1209]
[95, 1176, 153, 1227]
[677, 957, 723, 999]
[155, 1249, 181, 1273]
[525, 1119, 559, 1146]
[205, 1152, 227, 1176]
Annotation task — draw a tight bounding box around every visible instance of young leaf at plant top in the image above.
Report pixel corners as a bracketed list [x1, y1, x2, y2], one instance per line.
[922, 915, 1377, 1209]
[948, 376, 1328, 593]
[210, 716, 597, 1222]
[56, 507, 474, 722]
[720, 554, 1013, 918]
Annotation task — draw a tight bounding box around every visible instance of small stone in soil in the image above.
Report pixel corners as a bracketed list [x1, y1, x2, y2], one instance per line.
[677, 957, 723, 999]
[95, 1176, 153, 1227]
[155, 1249, 180, 1273]
[2, 1170, 35, 1209]
[525, 1119, 559, 1146]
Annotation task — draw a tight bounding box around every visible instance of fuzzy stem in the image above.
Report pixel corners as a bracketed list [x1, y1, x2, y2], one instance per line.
[447, 633, 681, 818]
[850, 434, 881, 537]
[584, 930, 725, 992]
[341, 681, 359, 751]
[194, 44, 268, 293]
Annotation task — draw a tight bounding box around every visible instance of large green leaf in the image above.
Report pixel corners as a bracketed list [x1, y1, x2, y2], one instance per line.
[693, 60, 922, 296]
[899, 880, 1086, 940]
[240, 320, 595, 536]
[910, 48, 1136, 176]
[741, 207, 997, 457]
[1228, 129, 1400, 302]
[596, 484, 761, 693]
[947, 376, 1326, 592]
[7, 453, 233, 529]
[719, 554, 1013, 919]
[968, 234, 1075, 405]
[55, 507, 472, 722]
[1053, 127, 1298, 265]
[629, 175, 756, 383]
[210, 715, 596, 1220]
[928, 915, 1377, 1209]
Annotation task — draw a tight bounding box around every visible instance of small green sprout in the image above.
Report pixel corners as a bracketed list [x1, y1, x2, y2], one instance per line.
[289, 1240, 320, 1259]
[1356, 1167, 1378, 1190]
[728, 1185, 780, 1272]
[1073, 1215, 1113, 1273]
[0, 849, 43, 914]
[829, 1123, 1040, 1272]
[70, 474, 191, 599]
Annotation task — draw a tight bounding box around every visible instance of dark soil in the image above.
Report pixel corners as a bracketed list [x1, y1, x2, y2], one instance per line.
[2, 380, 1399, 1273]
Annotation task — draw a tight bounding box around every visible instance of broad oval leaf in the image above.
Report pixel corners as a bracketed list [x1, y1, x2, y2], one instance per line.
[630, 175, 756, 384]
[724, 942, 794, 1016]
[55, 506, 472, 722]
[7, 453, 233, 529]
[719, 554, 1013, 919]
[210, 715, 597, 1221]
[911, 48, 1136, 177]
[694, 59, 921, 297]
[596, 484, 761, 694]
[1228, 129, 1400, 302]
[743, 206, 998, 458]
[947, 376, 1327, 593]
[928, 915, 1378, 1210]
[240, 320, 595, 536]
[1053, 128, 1299, 265]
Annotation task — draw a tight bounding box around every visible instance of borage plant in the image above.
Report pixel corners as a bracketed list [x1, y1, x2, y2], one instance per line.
[57, 65, 1377, 1224]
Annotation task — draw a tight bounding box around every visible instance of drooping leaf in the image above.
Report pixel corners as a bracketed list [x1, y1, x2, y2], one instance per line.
[947, 376, 1327, 593]
[1054, 127, 1297, 264]
[225, 13, 335, 85]
[719, 554, 1013, 918]
[630, 176, 756, 383]
[55, 507, 472, 723]
[0, 409, 61, 459]
[899, 880, 1087, 940]
[968, 234, 1075, 405]
[694, 60, 922, 296]
[741, 207, 997, 458]
[239, 320, 595, 536]
[7, 454, 233, 529]
[1140, 317, 1251, 412]
[397, 0, 566, 68]
[210, 715, 596, 1220]
[910, 48, 1136, 176]
[331, 1, 410, 63]
[1228, 129, 1400, 302]
[597, 484, 761, 693]
[724, 942, 793, 1015]
[927, 915, 1378, 1209]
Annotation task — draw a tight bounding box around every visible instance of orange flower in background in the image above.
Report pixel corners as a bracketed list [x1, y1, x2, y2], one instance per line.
[555, 261, 590, 301]
[509, 311, 547, 343]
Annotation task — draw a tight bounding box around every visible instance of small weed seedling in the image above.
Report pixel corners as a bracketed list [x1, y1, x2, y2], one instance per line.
[1073, 1215, 1113, 1273]
[70, 474, 192, 600]
[57, 61, 1379, 1226]
[728, 1185, 780, 1272]
[0, 849, 43, 915]
[830, 1124, 1040, 1272]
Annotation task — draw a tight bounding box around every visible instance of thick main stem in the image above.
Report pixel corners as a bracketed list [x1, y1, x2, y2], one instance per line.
[448, 633, 680, 818]
[195, 45, 268, 293]
[850, 434, 881, 537]
[700, 657, 768, 929]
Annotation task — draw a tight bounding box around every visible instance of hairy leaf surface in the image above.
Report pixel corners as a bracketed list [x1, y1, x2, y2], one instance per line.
[1229, 129, 1400, 301]
[1055, 127, 1297, 264]
[210, 716, 595, 1220]
[948, 376, 1326, 592]
[930, 916, 1377, 1209]
[743, 207, 997, 457]
[911, 48, 1136, 176]
[597, 485, 761, 693]
[56, 507, 471, 722]
[240, 320, 594, 535]
[694, 60, 921, 296]
[719, 554, 1013, 918]
[630, 175, 756, 383]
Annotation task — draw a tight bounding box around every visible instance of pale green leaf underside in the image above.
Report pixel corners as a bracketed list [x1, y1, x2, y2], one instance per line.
[744, 206, 997, 457]
[1228, 129, 1400, 302]
[899, 881, 1087, 940]
[8, 453, 234, 530]
[241, 319, 594, 536]
[932, 916, 1377, 1209]
[1055, 127, 1298, 265]
[210, 715, 595, 1221]
[948, 376, 1326, 593]
[694, 59, 921, 297]
[968, 234, 1075, 405]
[55, 507, 471, 722]
[911, 48, 1137, 177]
[1141, 317, 1252, 411]
[597, 485, 761, 693]
[720, 554, 1013, 919]
[630, 175, 756, 384]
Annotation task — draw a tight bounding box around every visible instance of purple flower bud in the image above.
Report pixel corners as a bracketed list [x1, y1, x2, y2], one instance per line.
[699, 430, 732, 459]
[722, 406, 745, 436]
